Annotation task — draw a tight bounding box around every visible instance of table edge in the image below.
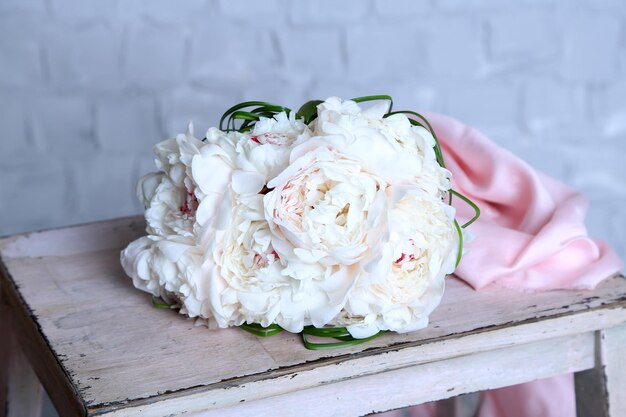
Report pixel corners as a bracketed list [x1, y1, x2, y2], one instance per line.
[0, 256, 88, 417]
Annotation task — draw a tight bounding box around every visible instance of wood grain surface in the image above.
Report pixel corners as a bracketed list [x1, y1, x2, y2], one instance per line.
[1, 217, 625, 416]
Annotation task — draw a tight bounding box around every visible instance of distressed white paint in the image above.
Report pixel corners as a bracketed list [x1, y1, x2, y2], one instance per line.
[0, 217, 144, 258]
[604, 324, 626, 416]
[0, 220, 624, 417]
[191, 334, 594, 417]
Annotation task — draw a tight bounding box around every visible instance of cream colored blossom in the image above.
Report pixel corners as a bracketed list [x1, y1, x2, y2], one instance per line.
[123, 124, 239, 322]
[120, 235, 213, 321]
[123, 96, 465, 339]
[209, 194, 287, 327]
[232, 112, 311, 194]
[339, 189, 458, 338]
[264, 144, 388, 267]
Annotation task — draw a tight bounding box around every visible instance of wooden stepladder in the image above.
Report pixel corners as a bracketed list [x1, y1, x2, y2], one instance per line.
[1, 217, 625, 417]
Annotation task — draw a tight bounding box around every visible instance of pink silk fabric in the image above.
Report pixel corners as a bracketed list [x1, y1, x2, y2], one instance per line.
[433, 112, 622, 292]
[380, 113, 622, 417]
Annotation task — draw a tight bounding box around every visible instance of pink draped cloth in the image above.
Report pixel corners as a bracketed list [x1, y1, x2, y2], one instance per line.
[381, 113, 622, 417]
[436, 113, 622, 292]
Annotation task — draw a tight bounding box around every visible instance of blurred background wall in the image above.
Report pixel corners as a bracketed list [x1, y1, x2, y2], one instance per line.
[1, 0, 625, 262]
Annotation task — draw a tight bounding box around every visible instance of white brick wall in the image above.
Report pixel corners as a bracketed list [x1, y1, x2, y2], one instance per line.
[1, 0, 625, 269]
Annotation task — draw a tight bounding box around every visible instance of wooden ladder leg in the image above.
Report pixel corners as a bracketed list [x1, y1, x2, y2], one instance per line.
[575, 324, 626, 417]
[436, 392, 482, 417]
[0, 287, 43, 417]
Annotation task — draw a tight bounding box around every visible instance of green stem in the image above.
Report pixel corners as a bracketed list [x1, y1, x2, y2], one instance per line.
[301, 331, 386, 350]
[453, 218, 463, 268]
[449, 190, 481, 228]
[302, 326, 352, 338]
[151, 296, 171, 309]
[239, 323, 284, 337]
[219, 101, 291, 131]
[351, 95, 394, 113]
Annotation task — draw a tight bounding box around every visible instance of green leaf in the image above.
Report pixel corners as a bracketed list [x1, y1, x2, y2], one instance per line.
[230, 111, 261, 121]
[239, 323, 284, 337]
[453, 218, 463, 268]
[405, 118, 426, 129]
[301, 331, 386, 350]
[237, 322, 386, 350]
[220, 101, 268, 130]
[351, 95, 394, 113]
[449, 189, 481, 228]
[296, 100, 323, 124]
[151, 296, 171, 309]
[249, 108, 281, 119]
[302, 326, 352, 338]
[219, 101, 291, 131]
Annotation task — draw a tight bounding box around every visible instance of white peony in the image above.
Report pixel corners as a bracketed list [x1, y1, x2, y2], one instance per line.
[120, 235, 212, 320]
[137, 126, 203, 238]
[123, 124, 239, 321]
[230, 112, 311, 195]
[136, 124, 237, 238]
[309, 97, 424, 183]
[264, 144, 388, 267]
[338, 189, 458, 338]
[370, 113, 452, 198]
[210, 157, 370, 332]
[208, 193, 287, 328]
[190, 127, 238, 230]
[122, 96, 470, 342]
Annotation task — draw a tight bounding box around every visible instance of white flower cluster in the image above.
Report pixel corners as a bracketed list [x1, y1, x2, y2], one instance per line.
[121, 97, 459, 338]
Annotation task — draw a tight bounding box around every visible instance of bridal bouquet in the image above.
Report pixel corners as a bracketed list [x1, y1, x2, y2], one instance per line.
[121, 96, 479, 349]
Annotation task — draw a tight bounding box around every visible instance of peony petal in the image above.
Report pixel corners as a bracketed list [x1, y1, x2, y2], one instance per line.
[136, 172, 164, 207]
[157, 239, 191, 262]
[192, 145, 234, 195]
[360, 101, 389, 119]
[231, 170, 265, 194]
[347, 321, 380, 339]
